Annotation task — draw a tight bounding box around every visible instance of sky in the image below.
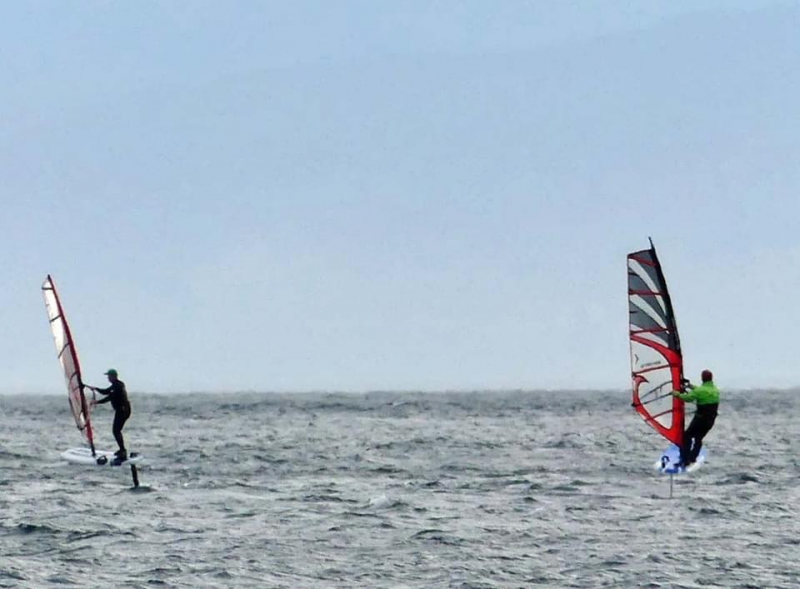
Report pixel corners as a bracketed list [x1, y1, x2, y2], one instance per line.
[1, 1, 798, 393]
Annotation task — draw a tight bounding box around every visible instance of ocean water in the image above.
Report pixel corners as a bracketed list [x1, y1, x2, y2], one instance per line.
[1, 390, 798, 588]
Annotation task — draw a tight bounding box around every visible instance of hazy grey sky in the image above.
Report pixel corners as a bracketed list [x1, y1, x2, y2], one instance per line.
[2, 1, 798, 393]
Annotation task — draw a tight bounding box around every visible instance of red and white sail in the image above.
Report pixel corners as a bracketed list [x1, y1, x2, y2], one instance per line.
[42, 275, 95, 452]
[627, 240, 685, 446]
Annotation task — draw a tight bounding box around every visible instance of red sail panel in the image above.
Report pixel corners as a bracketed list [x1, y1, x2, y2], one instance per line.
[42, 275, 95, 451]
[627, 242, 684, 446]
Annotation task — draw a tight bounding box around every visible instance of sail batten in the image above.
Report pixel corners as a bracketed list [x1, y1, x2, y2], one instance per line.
[42, 275, 95, 454]
[627, 242, 685, 446]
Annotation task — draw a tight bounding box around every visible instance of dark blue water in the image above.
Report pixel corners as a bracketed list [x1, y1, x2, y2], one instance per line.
[1, 390, 798, 588]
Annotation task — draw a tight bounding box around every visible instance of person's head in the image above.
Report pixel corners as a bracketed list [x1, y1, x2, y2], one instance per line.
[105, 369, 119, 382]
[701, 369, 713, 383]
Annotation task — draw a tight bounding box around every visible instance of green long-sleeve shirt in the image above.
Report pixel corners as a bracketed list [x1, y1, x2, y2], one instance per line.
[673, 380, 720, 405]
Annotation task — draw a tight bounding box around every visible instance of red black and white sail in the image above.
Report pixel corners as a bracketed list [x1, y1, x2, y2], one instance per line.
[42, 275, 95, 453]
[627, 240, 685, 446]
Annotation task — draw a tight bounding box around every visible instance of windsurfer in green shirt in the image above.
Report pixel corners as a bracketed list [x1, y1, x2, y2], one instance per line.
[672, 369, 720, 467]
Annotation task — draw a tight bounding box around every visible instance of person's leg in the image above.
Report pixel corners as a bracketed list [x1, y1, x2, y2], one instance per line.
[680, 415, 702, 466]
[689, 437, 703, 463]
[688, 414, 716, 463]
[112, 410, 130, 455]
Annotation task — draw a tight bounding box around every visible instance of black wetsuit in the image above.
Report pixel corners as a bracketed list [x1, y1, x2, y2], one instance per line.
[96, 380, 131, 454]
[681, 403, 718, 465]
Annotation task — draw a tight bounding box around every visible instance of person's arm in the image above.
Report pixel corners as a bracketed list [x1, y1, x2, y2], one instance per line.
[90, 385, 112, 395]
[95, 395, 112, 404]
[672, 386, 697, 402]
[670, 378, 695, 400]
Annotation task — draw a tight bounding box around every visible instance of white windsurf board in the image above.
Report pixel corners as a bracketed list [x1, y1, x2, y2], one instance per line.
[653, 443, 707, 474]
[61, 447, 144, 467]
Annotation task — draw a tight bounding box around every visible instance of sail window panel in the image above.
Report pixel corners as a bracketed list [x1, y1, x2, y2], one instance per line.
[630, 339, 671, 375]
[628, 256, 662, 295]
[629, 295, 668, 330]
[43, 291, 67, 352]
[631, 329, 670, 349]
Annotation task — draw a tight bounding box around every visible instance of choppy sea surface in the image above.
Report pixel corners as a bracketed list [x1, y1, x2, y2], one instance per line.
[1, 390, 798, 588]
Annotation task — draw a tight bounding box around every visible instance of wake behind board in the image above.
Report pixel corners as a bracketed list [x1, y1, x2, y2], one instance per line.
[62, 448, 144, 467]
[653, 444, 707, 475]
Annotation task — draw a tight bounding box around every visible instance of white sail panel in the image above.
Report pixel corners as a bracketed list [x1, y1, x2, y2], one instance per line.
[42, 275, 94, 448]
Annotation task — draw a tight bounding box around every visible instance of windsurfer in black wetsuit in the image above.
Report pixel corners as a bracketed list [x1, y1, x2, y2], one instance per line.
[90, 369, 131, 463]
